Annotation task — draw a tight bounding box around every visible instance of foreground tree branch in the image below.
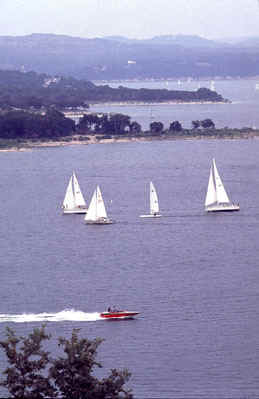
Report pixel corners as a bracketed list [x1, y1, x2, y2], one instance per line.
[0, 326, 133, 399]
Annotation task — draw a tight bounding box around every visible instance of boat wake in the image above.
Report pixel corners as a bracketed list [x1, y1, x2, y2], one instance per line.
[0, 309, 102, 323]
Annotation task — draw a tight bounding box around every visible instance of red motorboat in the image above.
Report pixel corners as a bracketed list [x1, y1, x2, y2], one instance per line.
[100, 309, 139, 320]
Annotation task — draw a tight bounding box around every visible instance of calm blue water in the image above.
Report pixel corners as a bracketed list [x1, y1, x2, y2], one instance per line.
[1, 137, 259, 398]
[92, 78, 259, 130]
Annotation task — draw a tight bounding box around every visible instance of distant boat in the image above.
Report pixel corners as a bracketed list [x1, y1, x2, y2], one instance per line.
[62, 172, 87, 214]
[210, 80, 215, 91]
[205, 159, 240, 212]
[255, 83, 259, 90]
[140, 181, 161, 218]
[84, 186, 113, 224]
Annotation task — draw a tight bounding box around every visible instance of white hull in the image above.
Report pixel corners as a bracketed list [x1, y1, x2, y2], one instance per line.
[206, 204, 240, 212]
[139, 214, 161, 218]
[85, 218, 113, 225]
[63, 207, 87, 214]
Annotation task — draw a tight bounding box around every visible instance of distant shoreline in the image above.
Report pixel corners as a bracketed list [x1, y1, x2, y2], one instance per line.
[1, 130, 259, 152]
[90, 100, 229, 107]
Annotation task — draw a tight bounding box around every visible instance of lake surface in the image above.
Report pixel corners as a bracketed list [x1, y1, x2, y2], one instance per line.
[1, 138, 259, 398]
[92, 78, 259, 130]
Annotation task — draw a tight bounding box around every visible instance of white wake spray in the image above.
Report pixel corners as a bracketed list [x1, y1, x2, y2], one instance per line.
[0, 309, 102, 323]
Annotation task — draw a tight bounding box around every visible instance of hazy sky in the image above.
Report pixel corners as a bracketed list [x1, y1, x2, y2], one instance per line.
[1, 0, 259, 39]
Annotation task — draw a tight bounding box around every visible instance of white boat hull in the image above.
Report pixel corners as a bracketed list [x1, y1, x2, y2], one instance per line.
[85, 218, 113, 224]
[139, 214, 162, 218]
[63, 207, 87, 214]
[205, 204, 240, 212]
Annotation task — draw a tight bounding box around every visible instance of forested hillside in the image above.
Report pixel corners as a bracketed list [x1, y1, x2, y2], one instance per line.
[0, 70, 225, 109]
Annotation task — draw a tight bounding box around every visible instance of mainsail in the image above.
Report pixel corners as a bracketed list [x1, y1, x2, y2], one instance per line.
[73, 172, 86, 207]
[150, 181, 159, 214]
[63, 176, 75, 209]
[212, 159, 230, 204]
[96, 186, 107, 219]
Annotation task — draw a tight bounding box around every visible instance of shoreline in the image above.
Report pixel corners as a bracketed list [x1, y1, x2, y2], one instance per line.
[1, 131, 259, 152]
[90, 100, 229, 107]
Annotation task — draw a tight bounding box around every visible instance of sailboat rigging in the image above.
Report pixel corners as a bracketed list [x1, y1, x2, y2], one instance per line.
[62, 172, 87, 214]
[140, 181, 161, 218]
[205, 159, 240, 212]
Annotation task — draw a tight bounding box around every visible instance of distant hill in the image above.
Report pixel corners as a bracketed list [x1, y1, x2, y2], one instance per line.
[103, 34, 226, 48]
[0, 33, 258, 80]
[0, 69, 225, 109]
[147, 35, 227, 48]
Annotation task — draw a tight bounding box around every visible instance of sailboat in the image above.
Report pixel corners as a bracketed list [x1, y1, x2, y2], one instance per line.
[210, 80, 215, 91]
[140, 181, 161, 218]
[84, 186, 113, 224]
[62, 172, 87, 214]
[205, 159, 240, 212]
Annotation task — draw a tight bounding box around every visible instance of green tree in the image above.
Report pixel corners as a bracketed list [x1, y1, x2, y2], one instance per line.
[192, 120, 200, 129]
[201, 118, 215, 129]
[150, 121, 164, 134]
[108, 113, 131, 135]
[0, 326, 133, 399]
[169, 120, 182, 132]
[0, 326, 56, 398]
[49, 330, 133, 399]
[129, 121, 141, 135]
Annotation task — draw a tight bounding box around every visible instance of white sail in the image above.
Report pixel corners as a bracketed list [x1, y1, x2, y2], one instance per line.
[150, 181, 159, 214]
[205, 166, 217, 207]
[213, 159, 230, 204]
[210, 80, 215, 91]
[85, 189, 97, 221]
[96, 186, 107, 218]
[85, 186, 107, 222]
[63, 176, 75, 209]
[73, 172, 86, 207]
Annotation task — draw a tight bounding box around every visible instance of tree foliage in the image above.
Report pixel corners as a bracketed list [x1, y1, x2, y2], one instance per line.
[169, 120, 182, 132]
[191, 119, 215, 129]
[0, 110, 75, 139]
[150, 121, 164, 134]
[78, 113, 131, 135]
[200, 118, 215, 129]
[192, 120, 201, 129]
[0, 70, 225, 110]
[0, 326, 133, 399]
[0, 326, 55, 398]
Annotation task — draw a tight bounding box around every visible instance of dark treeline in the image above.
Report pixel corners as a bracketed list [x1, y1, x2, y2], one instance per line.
[0, 70, 225, 110]
[0, 109, 75, 139]
[0, 109, 253, 143]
